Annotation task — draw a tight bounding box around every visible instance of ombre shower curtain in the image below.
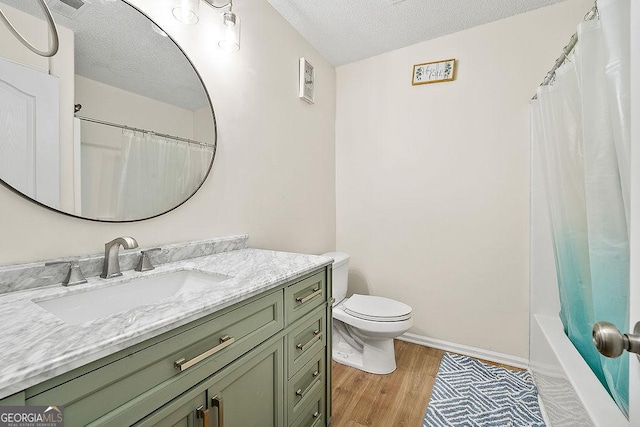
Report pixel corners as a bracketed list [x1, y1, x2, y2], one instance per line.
[115, 130, 213, 220]
[530, 0, 630, 416]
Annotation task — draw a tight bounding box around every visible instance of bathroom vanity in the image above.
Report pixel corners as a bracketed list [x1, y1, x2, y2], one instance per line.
[0, 237, 333, 427]
[0, 0, 333, 424]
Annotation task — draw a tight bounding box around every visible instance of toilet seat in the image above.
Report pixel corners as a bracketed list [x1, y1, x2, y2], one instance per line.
[343, 294, 412, 322]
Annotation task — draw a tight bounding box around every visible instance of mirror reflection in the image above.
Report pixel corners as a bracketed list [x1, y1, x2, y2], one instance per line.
[0, 0, 216, 221]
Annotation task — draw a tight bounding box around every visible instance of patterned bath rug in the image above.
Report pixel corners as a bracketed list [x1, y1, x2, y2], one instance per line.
[423, 353, 545, 427]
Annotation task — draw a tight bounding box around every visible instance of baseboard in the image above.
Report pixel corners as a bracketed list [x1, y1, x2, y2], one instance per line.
[397, 332, 529, 369]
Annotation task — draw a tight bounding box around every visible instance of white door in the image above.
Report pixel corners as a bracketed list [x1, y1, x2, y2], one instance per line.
[629, 2, 640, 425]
[0, 56, 60, 208]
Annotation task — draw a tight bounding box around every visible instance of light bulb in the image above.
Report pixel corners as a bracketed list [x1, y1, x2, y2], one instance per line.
[218, 11, 240, 52]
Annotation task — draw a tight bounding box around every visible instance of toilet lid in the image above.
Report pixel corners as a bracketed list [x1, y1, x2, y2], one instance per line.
[343, 294, 412, 322]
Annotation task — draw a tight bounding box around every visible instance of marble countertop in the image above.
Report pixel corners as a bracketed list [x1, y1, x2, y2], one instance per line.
[0, 248, 332, 400]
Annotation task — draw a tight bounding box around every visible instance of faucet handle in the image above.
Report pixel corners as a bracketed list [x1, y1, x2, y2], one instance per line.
[45, 260, 88, 286]
[135, 248, 161, 272]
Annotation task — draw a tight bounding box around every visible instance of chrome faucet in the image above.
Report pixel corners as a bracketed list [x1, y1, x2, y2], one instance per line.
[101, 236, 139, 279]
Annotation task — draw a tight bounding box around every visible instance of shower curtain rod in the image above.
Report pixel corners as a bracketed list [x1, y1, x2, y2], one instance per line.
[531, 4, 599, 100]
[75, 115, 216, 149]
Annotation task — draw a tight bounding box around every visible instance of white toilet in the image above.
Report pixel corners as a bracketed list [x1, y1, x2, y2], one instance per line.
[323, 252, 413, 374]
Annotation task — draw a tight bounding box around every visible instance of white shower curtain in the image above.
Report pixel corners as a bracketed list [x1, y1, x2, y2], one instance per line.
[531, 0, 630, 416]
[115, 130, 213, 220]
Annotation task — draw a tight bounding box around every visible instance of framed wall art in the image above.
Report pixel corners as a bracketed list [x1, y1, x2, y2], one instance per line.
[299, 57, 314, 104]
[412, 58, 456, 85]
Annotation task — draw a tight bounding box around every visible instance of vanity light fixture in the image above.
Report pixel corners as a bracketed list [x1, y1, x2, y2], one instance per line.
[172, 0, 199, 24]
[218, 8, 240, 52]
[172, 0, 240, 52]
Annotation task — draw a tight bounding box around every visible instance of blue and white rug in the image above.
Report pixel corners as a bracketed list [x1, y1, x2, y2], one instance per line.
[423, 353, 545, 427]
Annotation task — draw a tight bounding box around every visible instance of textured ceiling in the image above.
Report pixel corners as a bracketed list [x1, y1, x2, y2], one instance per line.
[1, 0, 209, 111]
[267, 0, 569, 66]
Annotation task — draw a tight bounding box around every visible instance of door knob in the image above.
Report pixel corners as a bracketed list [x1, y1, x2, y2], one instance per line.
[592, 321, 640, 359]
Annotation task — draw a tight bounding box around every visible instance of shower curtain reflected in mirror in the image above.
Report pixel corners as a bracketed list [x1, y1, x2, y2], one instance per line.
[530, 0, 630, 416]
[114, 130, 213, 220]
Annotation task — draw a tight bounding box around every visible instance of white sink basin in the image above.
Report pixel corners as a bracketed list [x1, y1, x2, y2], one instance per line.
[35, 270, 231, 325]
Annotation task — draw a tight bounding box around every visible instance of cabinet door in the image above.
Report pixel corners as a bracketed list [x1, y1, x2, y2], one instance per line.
[206, 340, 284, 427]
[133, 339, 284, 427]
[134, 388, 207, 427]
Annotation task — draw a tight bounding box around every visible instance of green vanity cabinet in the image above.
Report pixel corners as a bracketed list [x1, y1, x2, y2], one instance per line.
[285, 270, 332, 427]
[203, 338, 284, 426]
[287, 350, 325, 423]
[132, 388, 207, 427]
[287, 307, 326, 377]
[28, 288, 285, 425]
[291, 392, 325, 427]
[285, 271, 326, 324]
[135, 338, 284, 427]
[0, 391, 24, 406]
[0, 265, 333, 427]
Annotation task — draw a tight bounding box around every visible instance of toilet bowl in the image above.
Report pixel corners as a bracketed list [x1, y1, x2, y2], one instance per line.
[322, 252, 413, 374]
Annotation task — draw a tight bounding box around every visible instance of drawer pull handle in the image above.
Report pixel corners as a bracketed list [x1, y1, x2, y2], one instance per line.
[174, 335, 235, 372]
[296, 330, 321, 352]
[313, 411, 321, 419]
[296, 288, 322, 304]
[296, 371, 321, 399]
[196, 406, 209, 427]
[212, 395, 224, 427]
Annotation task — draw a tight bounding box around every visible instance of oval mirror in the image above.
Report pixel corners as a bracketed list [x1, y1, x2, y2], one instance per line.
[0, 0, 216, 222]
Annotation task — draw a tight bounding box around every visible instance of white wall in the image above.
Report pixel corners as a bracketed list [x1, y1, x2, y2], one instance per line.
[336, 0, 592, 359]
[75, 75, 198, 142]
[0, 0, 336, 264]
[0, 4, 49, 71]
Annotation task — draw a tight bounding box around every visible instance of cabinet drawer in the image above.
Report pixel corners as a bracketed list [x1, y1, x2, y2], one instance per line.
[133, 338, 284, 427]
[287, 307, 326, 378]
[27, 289, 283, 426]
[285, 272, 326, 324]
[291, 390, 324, 427]
[288, 350, 324, 423]
[0, 392, 25, 406]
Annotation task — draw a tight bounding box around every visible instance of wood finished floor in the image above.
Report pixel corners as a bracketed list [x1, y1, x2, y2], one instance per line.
[331, 340, 522, 427]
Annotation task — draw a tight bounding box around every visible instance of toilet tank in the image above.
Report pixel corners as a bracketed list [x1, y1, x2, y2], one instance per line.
[322, 252, 350, 304]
